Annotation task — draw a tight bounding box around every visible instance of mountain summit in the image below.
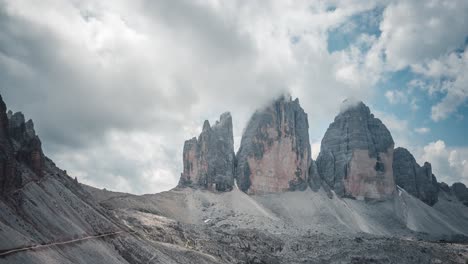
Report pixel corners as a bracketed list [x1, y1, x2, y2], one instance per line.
[236, 95, 311, 194]
[2, 93, 468, 263]
[179, 112, 235, 191]
[316, 101, 396, 200]
[177, 97, 468, 208]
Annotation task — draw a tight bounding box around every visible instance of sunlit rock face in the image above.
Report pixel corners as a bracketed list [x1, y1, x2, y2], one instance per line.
[236, 95, 311, 194]
[316, 101, 396, 200]
[179, 112, 235, 191]
[393, 147, 439, 206]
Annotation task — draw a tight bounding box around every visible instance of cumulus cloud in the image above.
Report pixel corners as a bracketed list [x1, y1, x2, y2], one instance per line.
[420, 140, 468, 185]
[366, 0, 468, 121]
[413, 50, 468, 121]
[0, 0, 385, 193]
[1, 0, 467, 193]
[372, 0, 468, 70]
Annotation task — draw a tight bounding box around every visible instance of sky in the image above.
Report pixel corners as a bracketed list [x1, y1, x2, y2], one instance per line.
[0, 0, 467, 194]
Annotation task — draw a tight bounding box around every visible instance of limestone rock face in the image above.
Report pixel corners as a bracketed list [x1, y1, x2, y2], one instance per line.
[8, 111, 45, 177]
[393, 147, 439, 206]
[236, 96, 311, 194]
[316, 101, 395, 200]
[179, 112, 235, 191]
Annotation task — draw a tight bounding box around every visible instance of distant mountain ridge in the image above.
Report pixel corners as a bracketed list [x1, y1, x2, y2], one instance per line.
[1, 93, 468, 263]
[179, 95, 468, 207]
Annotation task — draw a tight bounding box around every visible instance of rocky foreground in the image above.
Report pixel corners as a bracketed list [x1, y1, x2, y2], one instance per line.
[1, 94, 468, 263]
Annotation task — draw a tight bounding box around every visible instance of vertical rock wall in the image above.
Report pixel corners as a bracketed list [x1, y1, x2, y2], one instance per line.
[8, 111, 45, 178]
[179, 112, 235, 191]
[316, 101, 396, 200]
[393, 147, 439, 206]
[235, 96, 311, 194]
[0, 95, 18, 194]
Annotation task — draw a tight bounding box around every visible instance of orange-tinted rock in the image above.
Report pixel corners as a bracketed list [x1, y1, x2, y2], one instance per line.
[316, 101, 396, 200]
[179, 112, 235, 191]
[236, 96, 311, 194]
[344, 148, 395, 200]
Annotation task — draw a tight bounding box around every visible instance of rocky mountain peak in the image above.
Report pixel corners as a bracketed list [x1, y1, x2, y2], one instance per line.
[179, 112, 235, 191]
[7, 111, 45, 178]
[8, 111, 37, 143]
[393, 147, 439, 206]
[451, 182, 468, 207]
[316, 100, 395, 200]
[202, 120, 211, 132]
[235, 95, 311, 194]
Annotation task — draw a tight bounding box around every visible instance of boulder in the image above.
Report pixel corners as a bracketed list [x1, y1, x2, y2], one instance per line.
[316, 100, 395, 200]
[235, 95, 311, 194]
[179, 112, 235, 191]
[393, 147, 439, 205]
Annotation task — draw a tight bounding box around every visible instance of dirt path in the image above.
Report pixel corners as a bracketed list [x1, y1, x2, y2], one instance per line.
[0, 231, 132, 257]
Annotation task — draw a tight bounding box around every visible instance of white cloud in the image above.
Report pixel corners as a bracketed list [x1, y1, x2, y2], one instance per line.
[414, 127, 430, 134]
[1, 0, 467, 193]
[0, 0, 386, 194]
[374, 0, 468, 70]
[385, 90, 407, 104]
[311, 141, 321, 160]
[410, 98, 419, 111]
[366, 0, 468, 121]
[420, 140, 468, 185]
[413, 50, 468, 121]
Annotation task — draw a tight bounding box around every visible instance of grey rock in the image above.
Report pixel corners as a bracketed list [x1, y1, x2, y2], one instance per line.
[8, 111, 45, 178]
[0, 95, 18, 195]
[451, 182, 468, 207]
[438, 182, 451, 193]
[316, 100, 396, 199]
[308, 160, 321, 192]
[235, 95, 311, 194]
[179, 112, 235, 191]
[393, 147, 439, 206]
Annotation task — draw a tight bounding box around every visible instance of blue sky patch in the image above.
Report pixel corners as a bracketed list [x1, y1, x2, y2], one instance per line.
[327, 7, 383, 53]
